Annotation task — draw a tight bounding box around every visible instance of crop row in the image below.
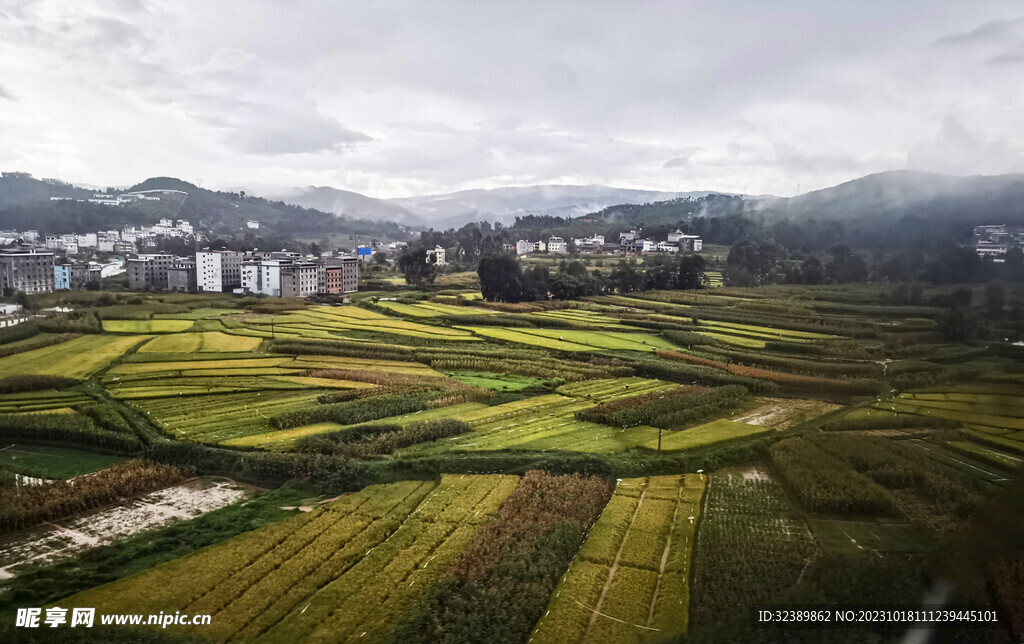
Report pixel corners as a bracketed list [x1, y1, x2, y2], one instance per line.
[295, 419, 472, 457]
[391, 470, 614, 643]
[577, 385, 749, 430]
[769, 437, 902, 517]
[0, 460, 189, 534]
[532, 474, 706, 643]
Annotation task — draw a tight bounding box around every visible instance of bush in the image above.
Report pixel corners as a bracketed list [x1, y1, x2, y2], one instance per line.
[0, 413, 144, 452]
[36, 311, 102, 334]
[632, 358, 779, 394]
[270, 391, 441, 430]
[577, 385, 750, 429]
[0, 323, 39, 346]
[0, 375, 77, 393]
[769, 437, 901, 517]
[295, 419, 472, 457]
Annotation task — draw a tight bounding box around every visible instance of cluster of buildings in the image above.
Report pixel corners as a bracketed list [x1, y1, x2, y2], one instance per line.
[3, 219, 195, 256]
[973, 225, 1024, 261]
[49, 189, 188, 208]
[128, 249, 360, 297]
[0, 247, 103, 295]
[515, 230, 702, 256]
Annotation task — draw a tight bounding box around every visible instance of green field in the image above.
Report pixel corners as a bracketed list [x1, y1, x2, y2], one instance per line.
[102, 320, 195, 334]
[0, 443, 128, 479]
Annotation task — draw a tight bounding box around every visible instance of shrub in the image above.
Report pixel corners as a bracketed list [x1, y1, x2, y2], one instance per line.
[0, 413, 144, 452]
[632, 358, 778, 394]
[577, 385, 750, 429]
[295, 419, 473, 457]
[0, 375, 77, 393]
[769, 437, 901, 517]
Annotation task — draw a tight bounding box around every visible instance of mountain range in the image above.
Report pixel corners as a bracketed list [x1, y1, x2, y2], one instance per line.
[266, 184, 725, 228]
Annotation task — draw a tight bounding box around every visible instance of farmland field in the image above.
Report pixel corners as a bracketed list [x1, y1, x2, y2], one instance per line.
[0, 283, 1020, 642]
[59, 475, 518, 641]
[0, 334, 148, 379]
[531, 474, 705, 643]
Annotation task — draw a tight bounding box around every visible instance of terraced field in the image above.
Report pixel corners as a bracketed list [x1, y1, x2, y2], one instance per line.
[102, 320, 195, 334]
[532, 474, 706, 643]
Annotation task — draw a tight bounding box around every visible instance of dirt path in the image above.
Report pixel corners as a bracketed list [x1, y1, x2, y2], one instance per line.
[646, 478, 683, 627]
[583, 485, 648, 643]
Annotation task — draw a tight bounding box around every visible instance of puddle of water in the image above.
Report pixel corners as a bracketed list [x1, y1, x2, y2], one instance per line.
[0, 477, 250, 579]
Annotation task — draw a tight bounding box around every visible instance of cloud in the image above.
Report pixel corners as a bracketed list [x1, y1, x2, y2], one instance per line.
[193, 99, 373, 155]
[2, 2, 1023, 197]
[0, 85, 14, 101]
[988, 51, 1024, 65]
[932, 16, 1024, 46]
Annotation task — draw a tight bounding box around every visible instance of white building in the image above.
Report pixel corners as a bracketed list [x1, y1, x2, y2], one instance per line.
[516, 240, 536, 255]
[241, 259, 286, 297]
[633, 239, 656, 253]
[196, 250, 243, 292]
[547, 237, 566, 253]
[425, 245, 447, 265]
[656, 241, 679, 253]
[246, 220, 260, 230]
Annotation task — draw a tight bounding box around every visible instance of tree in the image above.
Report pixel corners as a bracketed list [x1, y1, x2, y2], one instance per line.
[676, 254, 707, 290]
[397, 247, 437, 287]
[13, 291, 32, 311]
[983, 281, 1005, 318]
[309, 242, 322, 257]
[478, 253, 529, 302]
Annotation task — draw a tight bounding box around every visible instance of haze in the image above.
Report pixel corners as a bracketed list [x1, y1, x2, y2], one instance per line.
[1, 0, 1022, 198]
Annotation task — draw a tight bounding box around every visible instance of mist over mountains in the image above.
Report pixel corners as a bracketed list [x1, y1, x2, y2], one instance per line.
[270, 184, 725, 228]
[2, 170, 1023, 241]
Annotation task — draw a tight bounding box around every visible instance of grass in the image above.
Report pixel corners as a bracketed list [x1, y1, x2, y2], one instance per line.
[805, 519, 930, 554]
[102, 320, 195, 334]
[0, 335, 149, 379]
[0, 443, 128, 479]
[449, 371, 558, 391]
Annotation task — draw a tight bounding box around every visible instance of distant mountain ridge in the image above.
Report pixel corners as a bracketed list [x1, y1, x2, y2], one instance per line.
[262, 184, 731, 227]
[753, 170, 1024, 224]
[385, 184, 724, 227]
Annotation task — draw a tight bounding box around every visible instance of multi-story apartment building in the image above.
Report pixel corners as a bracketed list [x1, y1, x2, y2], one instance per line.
[323, 257, 359, 294]
[280, 262, 321, 298]
[55, 263, 102, 290]
[197, 250, 243, 292]
[127, 254, 175, 291]
[167, 260, 197, 293]
[0, 247, 55, 294]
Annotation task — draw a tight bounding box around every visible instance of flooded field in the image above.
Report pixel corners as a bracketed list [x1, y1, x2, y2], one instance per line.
[0, 477, 250, 579]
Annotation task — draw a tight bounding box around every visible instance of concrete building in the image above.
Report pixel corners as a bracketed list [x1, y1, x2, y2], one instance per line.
[656, 241, 680, 253]
[425, 245, 447, 265]
[167, 260, 197, 293]
[547, 237, 566, 254]
[323, 256, 359, 294]
[54, 264, 71, 290]
[516, 240, 536, 255]
[0, 248, 55, 294]
[127, 254, 175, 291]
[197, 250, 243, 292]
[280, 262, 321, 298]
[55, 263, 102, 290]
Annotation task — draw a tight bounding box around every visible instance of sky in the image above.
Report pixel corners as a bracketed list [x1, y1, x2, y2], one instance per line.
[1, 0, 1023, 199]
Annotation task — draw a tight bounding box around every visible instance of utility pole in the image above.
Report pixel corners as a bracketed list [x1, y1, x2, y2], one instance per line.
[271, 316, 275, 340]
[658, 427, 662, 453]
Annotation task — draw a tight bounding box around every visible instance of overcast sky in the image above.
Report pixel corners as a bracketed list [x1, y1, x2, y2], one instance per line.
[2, 0, 1023, 199]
